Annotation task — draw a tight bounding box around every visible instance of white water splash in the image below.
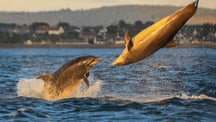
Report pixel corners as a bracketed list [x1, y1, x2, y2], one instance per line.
[71, 80, 102, 98]
[17, 78, 45, 98]
[17, 78, 215, 102]
[17, 76, 102, 101]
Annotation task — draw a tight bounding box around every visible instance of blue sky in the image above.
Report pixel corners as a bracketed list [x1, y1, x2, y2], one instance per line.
[0, 0, 215, 12]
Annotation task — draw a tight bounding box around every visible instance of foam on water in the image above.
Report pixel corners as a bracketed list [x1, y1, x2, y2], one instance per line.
[17, 78, 45, 98]
[17, 77, 216, 102]
[104, 93, 216, 104]
[71, 80, 102, 98]
[17, 75, 102, 101]
[178, 93, 216, 101]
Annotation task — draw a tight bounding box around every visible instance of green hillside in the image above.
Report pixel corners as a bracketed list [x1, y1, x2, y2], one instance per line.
[0, 5, 215, 26]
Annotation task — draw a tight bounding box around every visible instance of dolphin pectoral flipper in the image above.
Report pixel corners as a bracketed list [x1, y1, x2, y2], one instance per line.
[86, 72, 89, 77]
[163, 27, 181, 48]
[164, 41, 178, 48]
[83, 75, 90, 88]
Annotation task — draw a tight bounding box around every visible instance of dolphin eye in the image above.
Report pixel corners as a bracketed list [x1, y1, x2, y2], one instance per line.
[83, 61, 90, 68]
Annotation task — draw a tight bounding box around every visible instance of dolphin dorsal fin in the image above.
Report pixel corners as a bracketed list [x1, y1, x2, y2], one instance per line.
[36, 74, 52, 81]
[124, 31, 133, 51]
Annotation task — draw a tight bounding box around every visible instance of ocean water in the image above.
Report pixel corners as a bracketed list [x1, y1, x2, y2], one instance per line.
[0, 48, 215, 121]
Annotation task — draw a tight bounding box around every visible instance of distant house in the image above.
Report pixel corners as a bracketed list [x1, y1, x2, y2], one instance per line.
[13, 25, 30, 34]
[19, 25, 30, 34]
[48, 26, 64, 35]
[66, 26, 81, 38]
[95, 26, 107, 44]
[35, 25, 49, 34]
[81, 26, 107, 44]
[0, 23, 16, 34]
[81, 26, 96, 43]
[58, 22, 70, 31]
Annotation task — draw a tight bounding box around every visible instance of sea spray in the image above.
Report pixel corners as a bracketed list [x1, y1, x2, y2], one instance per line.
[71, 80, 102, 98]
[17, 78, 215, 102]
[17, 78, 45, 98]
[71, 74, 102, 98]
[17, 75, 102, 101]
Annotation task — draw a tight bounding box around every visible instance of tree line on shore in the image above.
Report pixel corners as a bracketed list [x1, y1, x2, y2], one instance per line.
[0, 20, 215, 45]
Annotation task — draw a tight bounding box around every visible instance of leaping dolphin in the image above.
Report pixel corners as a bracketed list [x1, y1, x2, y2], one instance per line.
[36, 56, 101, 100]
[112, 0, 199, 66]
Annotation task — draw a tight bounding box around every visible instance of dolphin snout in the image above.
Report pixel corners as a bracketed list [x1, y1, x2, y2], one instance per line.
[94, 57, 101, 63]
[112, 56, 124, 66]
[89, 57, 101, 66]
[95, 57, 102, 62]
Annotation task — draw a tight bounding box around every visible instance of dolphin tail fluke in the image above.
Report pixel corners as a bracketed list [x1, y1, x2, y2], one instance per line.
[195, 0, 199, 7]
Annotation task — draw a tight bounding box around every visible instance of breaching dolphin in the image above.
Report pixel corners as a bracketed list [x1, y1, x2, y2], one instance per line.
[36, 56, 101, 100]
[112, 0, 199, 66]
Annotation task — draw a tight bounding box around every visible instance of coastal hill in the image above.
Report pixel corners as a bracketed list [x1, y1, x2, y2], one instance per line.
[0, 5, 216, 26]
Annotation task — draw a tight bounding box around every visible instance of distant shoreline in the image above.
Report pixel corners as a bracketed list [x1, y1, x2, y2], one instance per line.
[177, 42, 216, 49]
[0, 44, 124, 48]
[0, 42, 216, 49]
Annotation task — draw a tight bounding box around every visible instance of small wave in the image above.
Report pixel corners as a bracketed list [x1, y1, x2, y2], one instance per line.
[98, 93, 216, 104]
[11, 107, 49, 118]
[152, 65, 173, 70]
[177, 93, 216, 101]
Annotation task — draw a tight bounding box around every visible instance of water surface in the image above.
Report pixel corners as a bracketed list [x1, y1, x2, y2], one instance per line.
[0, 48, 215, 121]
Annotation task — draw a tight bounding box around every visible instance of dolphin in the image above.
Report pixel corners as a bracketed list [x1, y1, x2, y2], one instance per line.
[112, 0, 199, 66]
[36, 56, 101, 100]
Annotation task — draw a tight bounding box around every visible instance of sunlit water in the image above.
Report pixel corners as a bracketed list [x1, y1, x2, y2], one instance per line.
[0, 48, 215, 121]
